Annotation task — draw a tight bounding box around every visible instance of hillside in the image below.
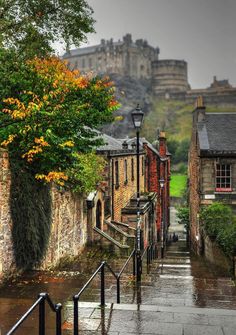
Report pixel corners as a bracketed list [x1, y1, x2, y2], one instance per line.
[141, 99, 236, 143]
[103, 75, 236, 145]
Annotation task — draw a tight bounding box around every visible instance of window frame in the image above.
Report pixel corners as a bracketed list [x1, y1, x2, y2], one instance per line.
[115, 160, 119, 188]
[131, 158, 134, 181]
[215, 163, 232, 192]
[124, 159, 128, 185]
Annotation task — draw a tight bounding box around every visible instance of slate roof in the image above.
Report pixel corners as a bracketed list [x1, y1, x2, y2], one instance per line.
[96, 133, 123, 151]
[197, 113, 236, 154]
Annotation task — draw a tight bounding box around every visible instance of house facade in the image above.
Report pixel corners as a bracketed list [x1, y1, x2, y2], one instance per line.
[89, 131, 171, 249]
[188, 97, 236, 254]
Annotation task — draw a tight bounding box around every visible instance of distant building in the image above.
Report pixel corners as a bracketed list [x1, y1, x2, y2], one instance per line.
[62, 34, 236, 105]
[188, 97, 236, 254]
[63, 34, 159, 79]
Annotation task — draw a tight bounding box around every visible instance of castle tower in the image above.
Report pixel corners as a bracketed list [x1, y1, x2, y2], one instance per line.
[152, 59, 190, 95]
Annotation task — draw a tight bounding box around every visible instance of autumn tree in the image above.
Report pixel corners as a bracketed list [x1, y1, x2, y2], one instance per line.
[0, 1, 121, 268]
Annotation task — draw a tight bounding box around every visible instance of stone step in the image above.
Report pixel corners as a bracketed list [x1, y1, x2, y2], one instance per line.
[61, 301, 236, 335]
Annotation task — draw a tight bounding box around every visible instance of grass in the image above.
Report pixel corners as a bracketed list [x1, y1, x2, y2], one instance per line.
[141, 99, 236, 143]
[170, 173, 187, 198]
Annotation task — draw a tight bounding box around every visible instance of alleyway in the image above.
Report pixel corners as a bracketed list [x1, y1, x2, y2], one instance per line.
[0, 207, 236, 334]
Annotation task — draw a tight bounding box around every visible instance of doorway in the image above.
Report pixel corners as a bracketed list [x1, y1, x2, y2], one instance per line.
[96, 200, 102, 229]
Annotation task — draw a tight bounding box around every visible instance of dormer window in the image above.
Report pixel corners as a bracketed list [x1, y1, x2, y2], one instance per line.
[215, 164, 232, 192]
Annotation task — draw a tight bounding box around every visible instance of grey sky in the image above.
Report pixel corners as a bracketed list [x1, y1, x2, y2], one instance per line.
[72, 0, 236, 89]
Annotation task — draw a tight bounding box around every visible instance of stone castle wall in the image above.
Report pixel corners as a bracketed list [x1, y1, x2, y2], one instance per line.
[152, 59, 190, 94]
[63, 34, 159, 80]
[63, 34, 236, 105]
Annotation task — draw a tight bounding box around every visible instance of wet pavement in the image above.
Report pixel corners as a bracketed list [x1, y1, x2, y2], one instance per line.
[1, 207, 236, 334]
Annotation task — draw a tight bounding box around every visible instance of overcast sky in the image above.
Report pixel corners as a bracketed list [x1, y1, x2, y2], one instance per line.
[62, 0, 236, 89]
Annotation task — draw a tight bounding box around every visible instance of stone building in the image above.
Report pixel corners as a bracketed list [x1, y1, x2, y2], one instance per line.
[62, 34, 236, 105]
[188, 97, 236, 254]
[151, 59, 190, 95]
[63, 34, 159, 79]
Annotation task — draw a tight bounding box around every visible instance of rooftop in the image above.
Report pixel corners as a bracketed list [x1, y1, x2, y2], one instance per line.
[197, 113, 236, 154]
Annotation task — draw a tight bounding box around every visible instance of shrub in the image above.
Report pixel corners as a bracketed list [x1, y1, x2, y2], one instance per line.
[216, 220, 236, 257]
[176, 207, 190, 230]
[200, 203, 233, 239]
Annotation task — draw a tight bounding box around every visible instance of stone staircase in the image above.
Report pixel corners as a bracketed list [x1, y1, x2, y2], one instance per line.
[93, 220, 136, 256]
[3, 238, 236, 334]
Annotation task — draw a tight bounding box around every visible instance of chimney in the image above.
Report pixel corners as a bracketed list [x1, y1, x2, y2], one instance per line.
[193, 96, 206, 123]
[122, 140, 128, 150]
[131, 142, 136, 150]
[159, 131, 167, 157]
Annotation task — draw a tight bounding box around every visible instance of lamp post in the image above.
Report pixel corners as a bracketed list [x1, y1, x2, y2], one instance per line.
[159, 177, 165, 259]
[131, 104, 144, 282]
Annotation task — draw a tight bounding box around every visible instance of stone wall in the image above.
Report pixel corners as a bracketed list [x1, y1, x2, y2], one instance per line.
[204, 235, 232, 273]
[0, 151, 88, 279]
[63, 34, 159, 80]
[42, 187, 87, 268]
[152, 59, 190, 94]
[0, 150, 14, 277]
[188, 109, 201, 254]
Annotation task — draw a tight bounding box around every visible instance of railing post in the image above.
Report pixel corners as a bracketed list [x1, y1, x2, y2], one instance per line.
[147, 247, 149, 266]
[55, 303, 62, 335]
[101, 263, 105, 306]
[38, 293, 46, 335]
[117, 277, 120, 303]
[73, 295, 79, 335]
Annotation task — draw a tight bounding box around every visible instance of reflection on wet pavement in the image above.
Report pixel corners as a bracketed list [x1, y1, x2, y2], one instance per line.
[1, 236, 236, 334]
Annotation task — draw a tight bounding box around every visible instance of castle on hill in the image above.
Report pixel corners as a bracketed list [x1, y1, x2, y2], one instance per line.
[62, 34, 236, 105]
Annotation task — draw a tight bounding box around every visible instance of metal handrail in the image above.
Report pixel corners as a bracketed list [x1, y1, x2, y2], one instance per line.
[118, 248, 135, 278]
[73, 261, 118, 335]
[6, 292, 62, 335]
[73, 249, 137, 334]
[117, 248, 136, 303]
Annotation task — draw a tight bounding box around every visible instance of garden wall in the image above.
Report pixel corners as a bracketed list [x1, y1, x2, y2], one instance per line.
[0, 150, 88, 280]
[204, 235, 232, 274]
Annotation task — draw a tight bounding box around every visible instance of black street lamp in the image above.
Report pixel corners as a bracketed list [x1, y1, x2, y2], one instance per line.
[131, 104, 144, 282]
[159, 177, 165, 259]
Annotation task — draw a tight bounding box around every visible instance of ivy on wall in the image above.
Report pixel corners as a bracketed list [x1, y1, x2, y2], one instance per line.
[10, 154, 52, 270]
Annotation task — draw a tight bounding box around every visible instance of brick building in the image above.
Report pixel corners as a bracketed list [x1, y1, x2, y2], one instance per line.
[89, 131, 170, 248]
[188, 97, 236, 254]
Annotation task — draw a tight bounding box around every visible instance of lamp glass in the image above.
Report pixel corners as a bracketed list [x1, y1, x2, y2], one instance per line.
[131, 106, 144, 129]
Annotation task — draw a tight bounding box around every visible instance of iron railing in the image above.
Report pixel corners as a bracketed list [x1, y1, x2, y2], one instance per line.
[6, 292, 62, 335]
[73, 248, 136, 335]
[6, 244, 158, 335]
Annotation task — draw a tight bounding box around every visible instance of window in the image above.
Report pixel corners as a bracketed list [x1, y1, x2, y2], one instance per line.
[124, 159, 128, 184]
[215, 164, 231, 191]
[115, 161, 119, 188]
[82, 59, 85, 68]
[142, 157, 145, 176]
[131, 158, 134, 181]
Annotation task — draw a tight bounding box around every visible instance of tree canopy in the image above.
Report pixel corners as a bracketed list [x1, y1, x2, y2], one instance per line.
[0, 0, 95, 57]
[0, 52, 120, 192]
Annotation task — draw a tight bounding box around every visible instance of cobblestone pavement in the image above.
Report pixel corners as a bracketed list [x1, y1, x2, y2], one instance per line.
[1, 207, 236, 334]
